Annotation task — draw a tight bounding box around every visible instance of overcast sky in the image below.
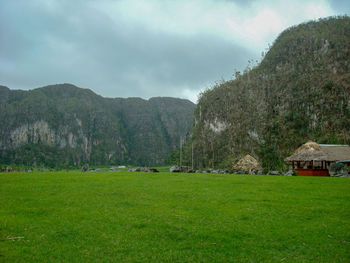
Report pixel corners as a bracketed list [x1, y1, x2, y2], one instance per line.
[0, 0, 348, 102]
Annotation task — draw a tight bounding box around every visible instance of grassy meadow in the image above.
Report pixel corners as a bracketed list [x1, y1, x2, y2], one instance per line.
[1, 171, 349, 262]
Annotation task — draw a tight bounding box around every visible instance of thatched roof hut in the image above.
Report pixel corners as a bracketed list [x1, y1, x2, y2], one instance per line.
[319, 144, 350, 161]
[285, 141, 350, 176]
[285, 141, 328, 162]
[285, 141, 350, 162]
[234, 154, 262, 172]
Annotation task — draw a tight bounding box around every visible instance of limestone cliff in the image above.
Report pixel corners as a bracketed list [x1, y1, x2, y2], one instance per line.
[0, 84, 195, 167]
[185, 16, 350, 170]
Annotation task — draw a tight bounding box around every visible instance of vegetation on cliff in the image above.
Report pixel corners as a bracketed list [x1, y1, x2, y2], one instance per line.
[184, 16, 350, 171]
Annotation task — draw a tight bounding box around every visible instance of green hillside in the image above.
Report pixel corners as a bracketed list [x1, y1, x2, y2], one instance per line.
[0, 84, 195, 167]
[185, 16, 350, 170]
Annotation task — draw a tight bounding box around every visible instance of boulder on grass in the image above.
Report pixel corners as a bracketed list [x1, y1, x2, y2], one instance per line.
[170, 165, 180, 172]
[284, 170, 294, 176]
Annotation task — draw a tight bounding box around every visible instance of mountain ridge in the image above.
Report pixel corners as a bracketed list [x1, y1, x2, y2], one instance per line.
[0, 83, 195, 167]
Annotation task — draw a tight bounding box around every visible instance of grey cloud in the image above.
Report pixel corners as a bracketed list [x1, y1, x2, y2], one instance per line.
[2, 0, 346, 102]
[0, 0, 256, 101]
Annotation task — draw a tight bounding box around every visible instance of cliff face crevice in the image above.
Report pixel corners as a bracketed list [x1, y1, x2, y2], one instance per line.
[187, 17, 350, 170]
[0, 84, 195, 167]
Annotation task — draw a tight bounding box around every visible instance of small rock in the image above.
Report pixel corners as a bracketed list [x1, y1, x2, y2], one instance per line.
[284, 170, 294, 176]
[170, 165, 181, 172]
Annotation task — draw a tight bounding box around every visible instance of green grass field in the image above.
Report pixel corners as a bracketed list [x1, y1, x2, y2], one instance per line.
[1, 172, 349, 262]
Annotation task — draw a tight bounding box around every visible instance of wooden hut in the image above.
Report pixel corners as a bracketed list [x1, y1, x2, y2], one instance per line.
[285, 141, 350, 176]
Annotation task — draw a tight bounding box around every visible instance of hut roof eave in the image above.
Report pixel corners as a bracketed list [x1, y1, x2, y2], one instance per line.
[285, 157, 328, 162]
[285, 144, 350, 162]
[284, 149, 328, 162]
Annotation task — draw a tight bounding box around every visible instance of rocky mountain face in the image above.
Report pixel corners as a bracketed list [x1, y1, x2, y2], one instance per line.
[0, 84, 195, 167]
[185, 16, 350, 170]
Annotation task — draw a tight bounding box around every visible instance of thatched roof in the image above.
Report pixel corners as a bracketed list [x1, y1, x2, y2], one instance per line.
[285, 141, 350, 162]
[320, 144, 350, 161]
[234, 154, 262, 171]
